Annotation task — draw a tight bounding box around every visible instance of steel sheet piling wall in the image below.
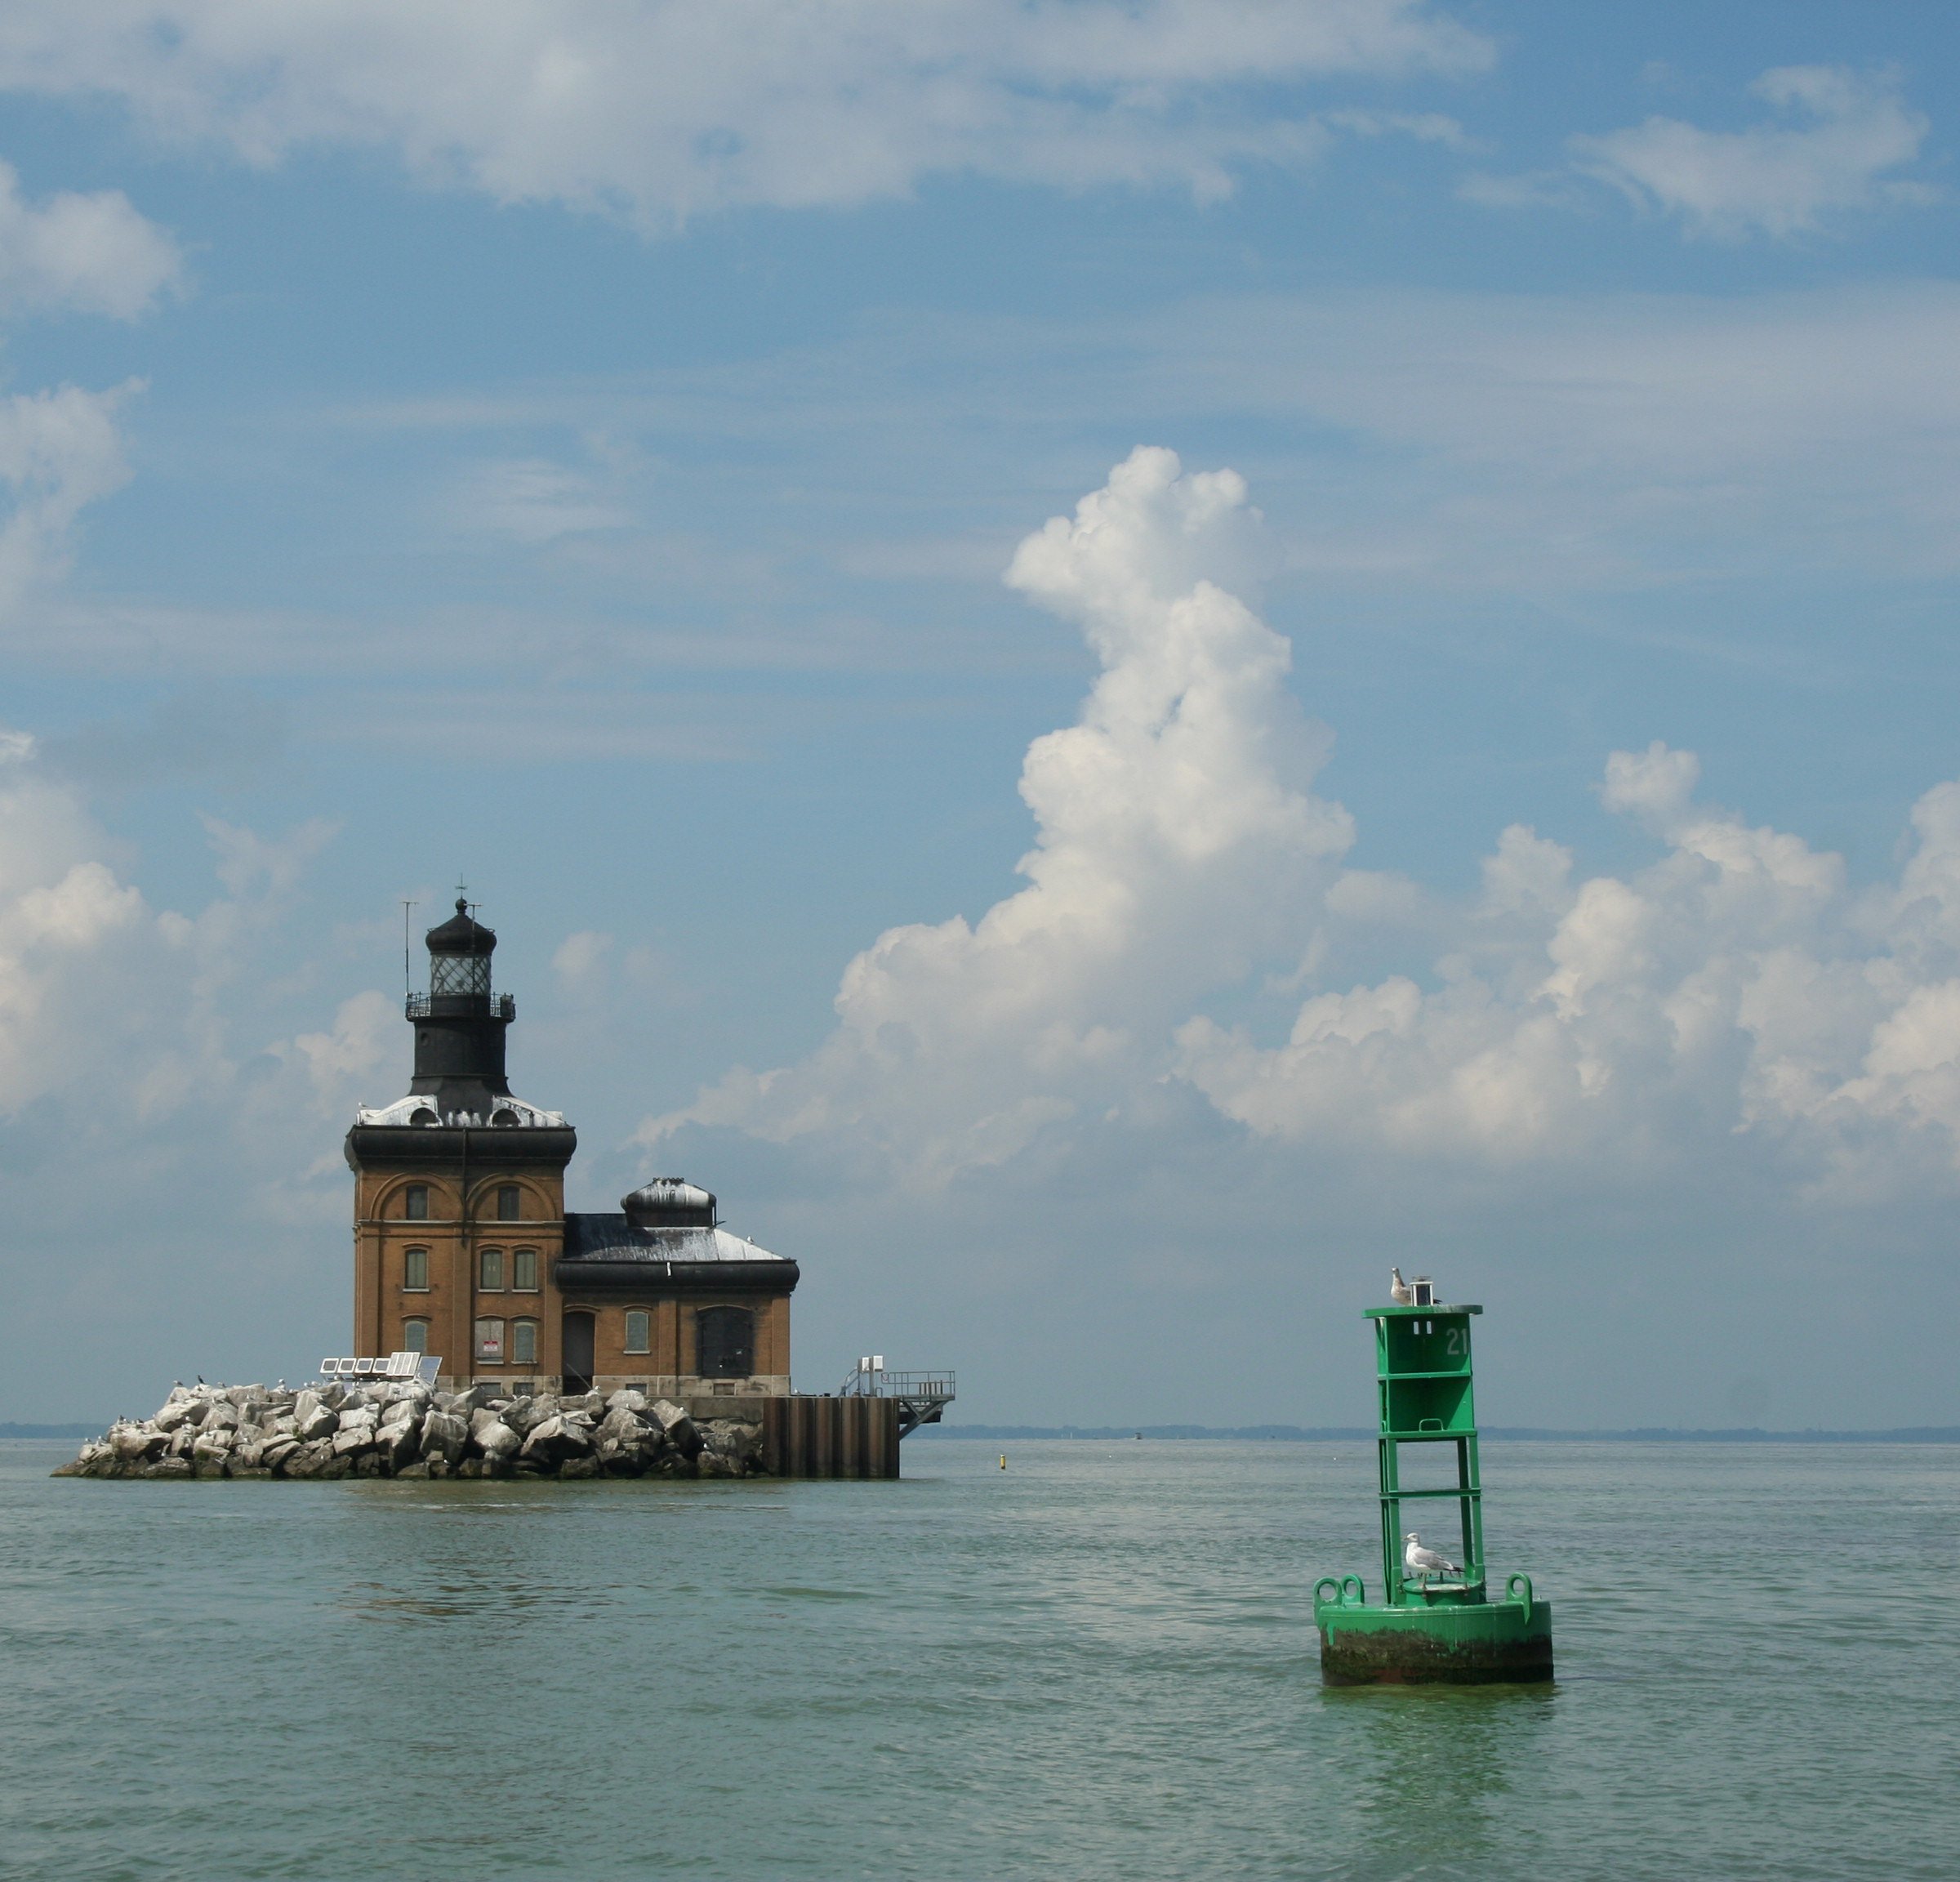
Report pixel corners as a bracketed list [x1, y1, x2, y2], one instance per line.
[762, 1395, 900, 1478]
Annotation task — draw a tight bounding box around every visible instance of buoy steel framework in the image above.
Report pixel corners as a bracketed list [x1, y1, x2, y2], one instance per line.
[1313, 1298, 1553, 1684]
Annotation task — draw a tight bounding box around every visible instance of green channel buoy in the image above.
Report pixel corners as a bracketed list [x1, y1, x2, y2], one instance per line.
[1314, 1292, 1553, 1685]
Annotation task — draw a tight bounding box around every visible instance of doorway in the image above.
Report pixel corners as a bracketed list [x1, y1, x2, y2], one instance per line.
[562, 1310, 595, 1394]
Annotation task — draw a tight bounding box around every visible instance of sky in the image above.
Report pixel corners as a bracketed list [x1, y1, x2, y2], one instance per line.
[4, 0, 1960, 1429]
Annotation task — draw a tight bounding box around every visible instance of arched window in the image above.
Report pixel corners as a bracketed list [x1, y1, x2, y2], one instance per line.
[402, 1319, 429, 1354]
[511, 1320, 538, 1367]
[497, 1184, 521, 1220]
[479, 1247, 504, 1291]
[696, 1304, 754, 1378]
[403, 1184, 429, 1220]
[403, 1247, 429, 1291]
[474, 1318, 505, 1362]
[624, 1309, 650, 1354]
[512, 1248, 539, 1291]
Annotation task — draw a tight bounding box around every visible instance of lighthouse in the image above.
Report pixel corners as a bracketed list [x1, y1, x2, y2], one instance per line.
[345, 893, 799, 1398]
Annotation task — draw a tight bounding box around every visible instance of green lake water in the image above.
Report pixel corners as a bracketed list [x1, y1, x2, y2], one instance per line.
[3, 1436, 1956, 1880]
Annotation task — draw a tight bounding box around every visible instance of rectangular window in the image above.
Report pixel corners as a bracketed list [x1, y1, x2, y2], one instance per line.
[403, 1184, 429, 1221]
[402, 1320, 429, 1354]
[474, 1318, 505, 1362]
[479, 1247, 504, 1291]
[624, 1309, 650, 1354]
[512, 1248, 538, 1291]
[497, 1184, 521, 1220]
[403, 1246, 429, 1291]
[511, 1320, 538, 1366]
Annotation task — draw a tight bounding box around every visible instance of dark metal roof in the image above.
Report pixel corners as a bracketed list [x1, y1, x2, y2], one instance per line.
[425, 896, 496, 956]
[556, 1211, 798, 1296]
[562, 1214, 784, 1265]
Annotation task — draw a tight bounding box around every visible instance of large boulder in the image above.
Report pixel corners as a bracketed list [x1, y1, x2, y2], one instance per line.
[519, 1416, 592, 1465]
[153, 1394, 199, 1434]
[377, 1410, 424, 1469]
[419, 1411, 469, 1465]
[292, 1391, 337, 1441]
[504, 1394, 551, 1434]
[592, 1407, 645, 1463]
[469, 1407, 522, 1450]
[330, 1415, 376, 1458]
[700, 1420, 763, 1472]
[649, 1399, 702, 1458]
[475, 1420, 520, 1461]
[109, 1422, 166, 1463]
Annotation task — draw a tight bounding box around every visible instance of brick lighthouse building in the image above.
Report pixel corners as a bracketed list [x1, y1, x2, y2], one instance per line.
[345, 896, 797, 1397]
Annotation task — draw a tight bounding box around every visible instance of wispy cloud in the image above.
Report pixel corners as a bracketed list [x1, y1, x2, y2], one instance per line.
[0, 2, 1491, 227]
[1571, 65, 1933, 239]
[452, 457, 633, 543]
[0, 381, 140, 616]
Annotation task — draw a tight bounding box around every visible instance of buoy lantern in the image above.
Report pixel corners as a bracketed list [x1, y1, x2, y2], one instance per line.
[1314, 1293, 1553, 1684]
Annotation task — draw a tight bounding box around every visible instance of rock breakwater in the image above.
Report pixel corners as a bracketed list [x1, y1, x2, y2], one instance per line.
[55, 1380, 764, 1480]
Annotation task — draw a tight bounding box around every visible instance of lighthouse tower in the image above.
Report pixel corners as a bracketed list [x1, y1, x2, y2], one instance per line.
[345, 897, 578, 1383]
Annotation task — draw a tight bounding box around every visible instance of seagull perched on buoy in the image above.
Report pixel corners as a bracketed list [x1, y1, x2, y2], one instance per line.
[1404, 1532, 1460, 1581]
[1390, 1267, 1414, 1305]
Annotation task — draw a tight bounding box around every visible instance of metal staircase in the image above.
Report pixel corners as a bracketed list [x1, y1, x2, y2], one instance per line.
[837, 1362, 956, 1437]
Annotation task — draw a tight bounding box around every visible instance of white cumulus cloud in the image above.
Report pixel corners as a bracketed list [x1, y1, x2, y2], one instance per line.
[641, 446, 1354, 1180]
[0, 158, 180, 318]
[1572, 66, 1932, 239]
[0, 1, 1490, 226]
[643, 453, 1960, 1207]
[1183, 743, 1960, 1195]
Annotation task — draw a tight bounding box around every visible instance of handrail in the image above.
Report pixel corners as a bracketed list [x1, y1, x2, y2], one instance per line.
[837, 1369, 956, 1398]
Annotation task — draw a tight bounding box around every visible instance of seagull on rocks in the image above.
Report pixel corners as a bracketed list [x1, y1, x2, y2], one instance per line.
[1404, 1532, 1460, 1581]
[1390, 1267, 1414, 1305]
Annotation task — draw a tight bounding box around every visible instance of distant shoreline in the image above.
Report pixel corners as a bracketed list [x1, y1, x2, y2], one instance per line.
[915, 1423, 1960, 1443]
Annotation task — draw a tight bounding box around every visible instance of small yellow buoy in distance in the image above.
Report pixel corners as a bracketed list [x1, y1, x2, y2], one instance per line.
[999, 1454, 1007, 1469]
